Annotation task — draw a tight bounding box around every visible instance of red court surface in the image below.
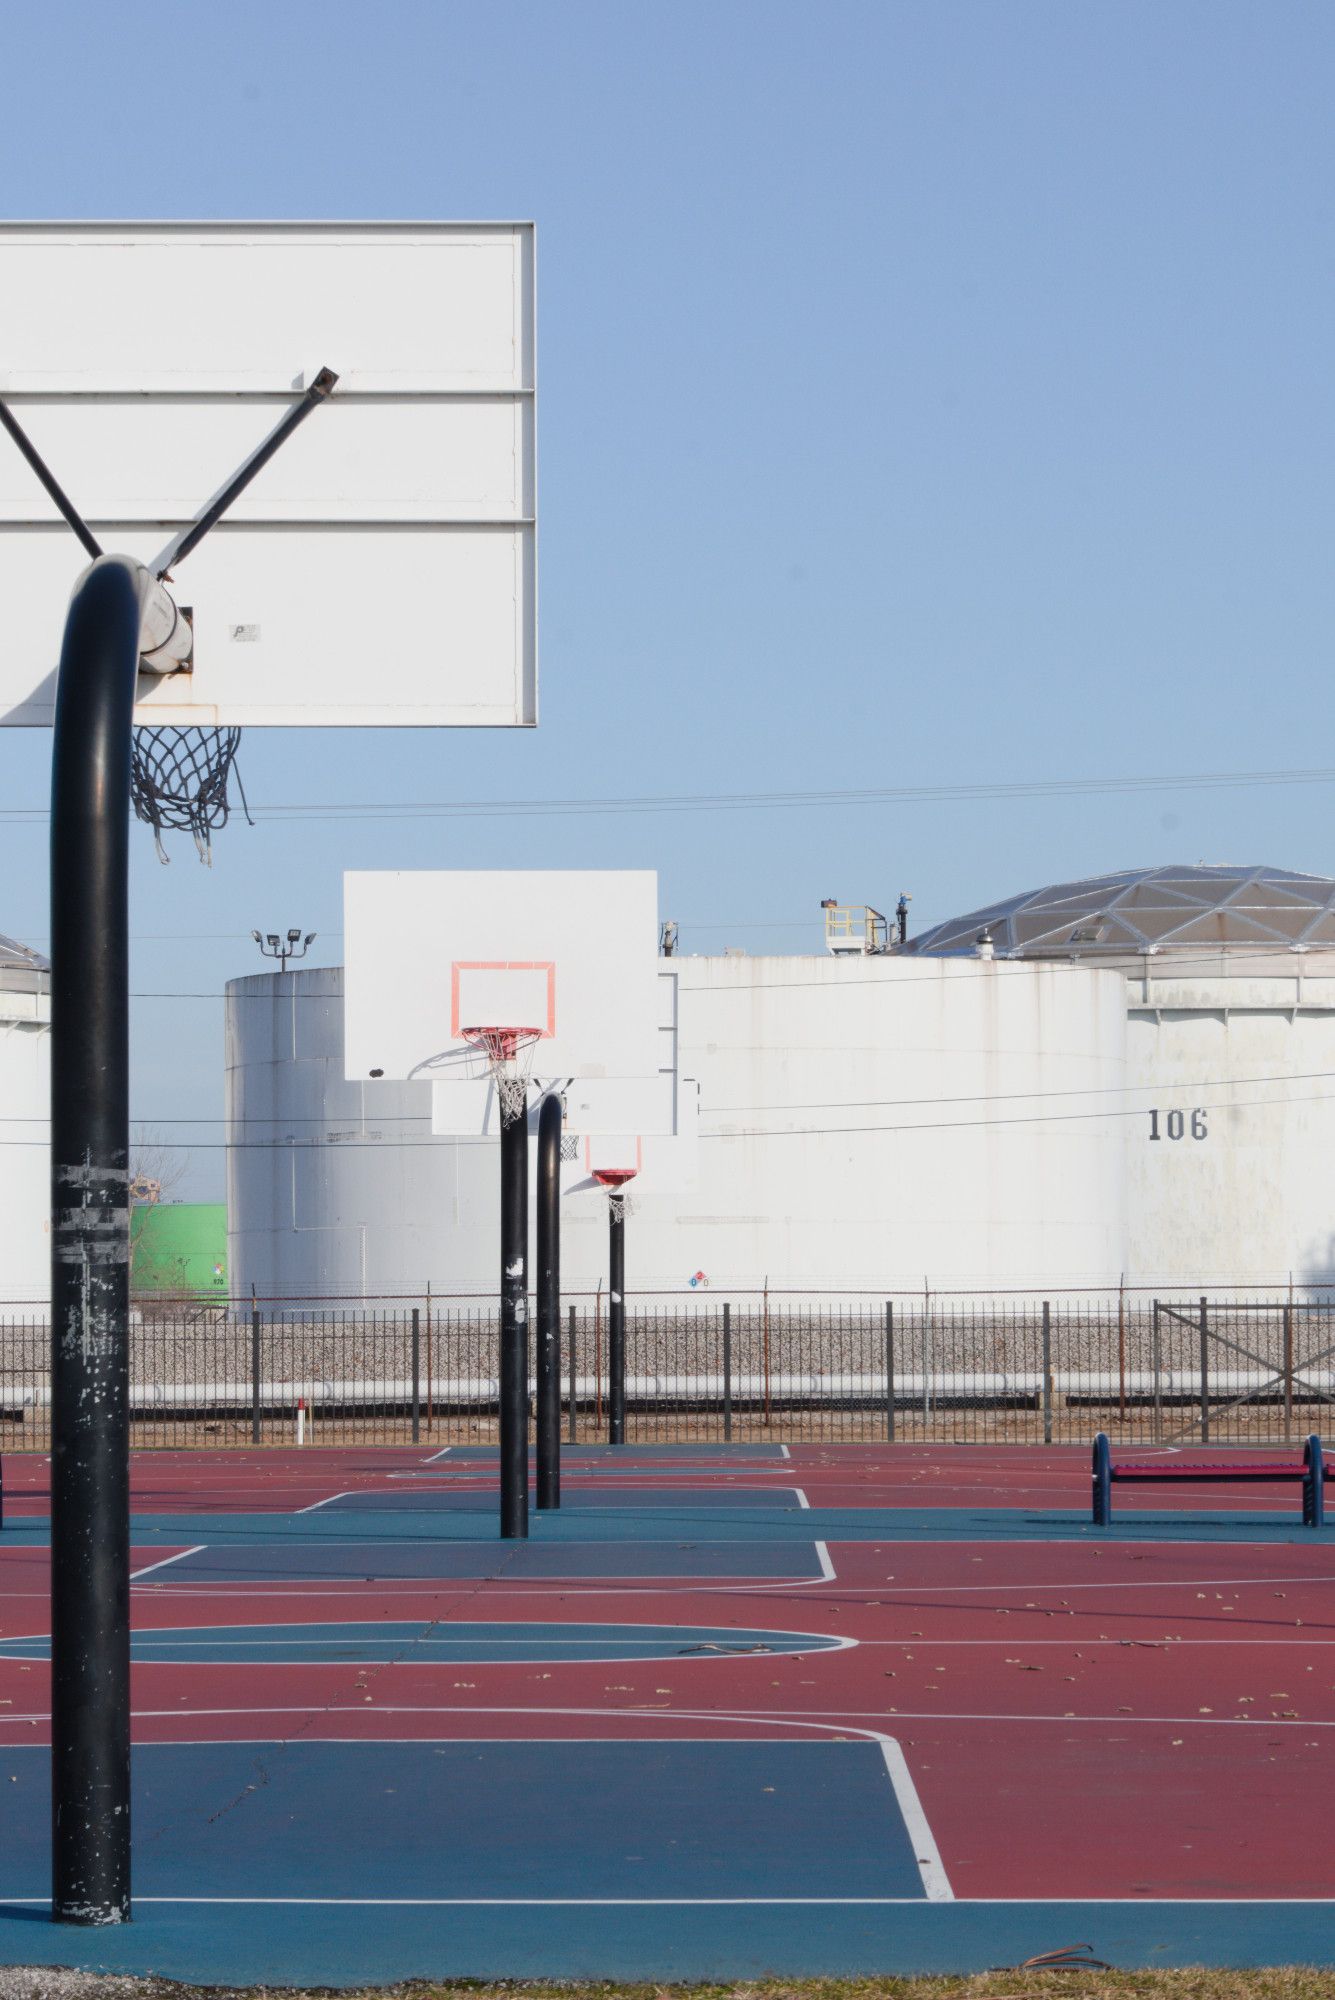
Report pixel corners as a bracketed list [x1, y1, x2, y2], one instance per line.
[0, 1441, 1333, 1981]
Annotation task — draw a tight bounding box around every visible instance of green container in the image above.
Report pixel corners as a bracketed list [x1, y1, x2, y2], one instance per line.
[130, 1202, 227, 1297]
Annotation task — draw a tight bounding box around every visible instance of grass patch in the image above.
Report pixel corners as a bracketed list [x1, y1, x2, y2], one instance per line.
[6, 1972, 1335, 2000]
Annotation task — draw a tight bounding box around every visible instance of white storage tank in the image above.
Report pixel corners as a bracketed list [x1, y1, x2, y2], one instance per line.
[0, 934, 50, 1306]
[226, 947, 1129, 1299]
[910, 863, 1335, 1288]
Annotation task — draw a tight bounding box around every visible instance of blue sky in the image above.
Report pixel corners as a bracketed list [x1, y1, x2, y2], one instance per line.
[1, 0, 1333, 1196]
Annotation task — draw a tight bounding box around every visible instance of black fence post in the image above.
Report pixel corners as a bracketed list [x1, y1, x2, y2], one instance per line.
[885, 1301, 896, 1443]
[1198, 1295, 1210, 1445]
[499, 1087, 529, 1539]
[1283, 1302, 1294, 1442]
[1152, 1300, 1163, 1440]
[49, 557, 141, 1926]
[608, 1196, 626, 1446]
[410, 1307, 421, 1444]
[722, 1302, 733, 1442]
[568, 1303, 577, 1444]
[250, 1297, 262, 1445]
[1041, 1301, 1053, 1445]
[535, 1094, 561, 1509]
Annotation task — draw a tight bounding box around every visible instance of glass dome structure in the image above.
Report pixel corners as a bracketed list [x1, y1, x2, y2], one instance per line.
[905, 864, 1335, 958]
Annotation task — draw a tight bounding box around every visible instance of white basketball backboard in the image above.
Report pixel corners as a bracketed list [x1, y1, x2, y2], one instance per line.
[0, 222, 535, 727]
[431, 967, 684, 1137]
[345, 870, 661, 1086]
[568, 1079, 701, 1197]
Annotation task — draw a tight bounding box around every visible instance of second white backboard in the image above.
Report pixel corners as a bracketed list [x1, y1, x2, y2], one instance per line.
[346, 869, 661, 1087]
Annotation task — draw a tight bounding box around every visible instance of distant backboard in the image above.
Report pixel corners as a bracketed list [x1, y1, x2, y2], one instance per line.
[0, 222, 535, 727]
[431, 967, 683, 1137]
[345, 870, 661, 1086]
[568, 1079, 701, 1197]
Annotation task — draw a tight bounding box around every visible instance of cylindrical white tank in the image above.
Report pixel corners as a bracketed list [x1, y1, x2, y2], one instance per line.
[1125, 970, 1335, 1286]
[226, 955, 1129, 1299]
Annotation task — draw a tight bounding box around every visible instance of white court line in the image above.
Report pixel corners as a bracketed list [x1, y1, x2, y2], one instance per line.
[127, 1543, 840, 1593]
[861, 1636, 1335, 1646]
[0, 1622, 856, 1667]
[129, 1547, 206, 1582]
[3, 1704, 1333, 1735]
[295, 1493, 355, 1514]
[842, 1570, 1335, 1594]
[794, 1489, 810, 1509]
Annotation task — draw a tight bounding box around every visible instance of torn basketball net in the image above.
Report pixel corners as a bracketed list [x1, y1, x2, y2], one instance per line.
[461, 1025, 542, 1121]
[131, 726, 253, 864]
[593, 1167, 639, 1218]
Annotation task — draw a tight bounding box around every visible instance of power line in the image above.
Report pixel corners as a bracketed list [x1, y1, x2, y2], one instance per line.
[2, 760, 1335, 826]
[0, 1081, 1329, 1149]
[1, 1062, 1323, 1126]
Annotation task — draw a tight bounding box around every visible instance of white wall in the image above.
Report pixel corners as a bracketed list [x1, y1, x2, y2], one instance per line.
[227, 955, 1129, 1298]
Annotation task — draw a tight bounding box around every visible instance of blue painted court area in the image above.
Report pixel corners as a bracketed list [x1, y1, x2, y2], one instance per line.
[319, 1484, 801, 1511]
[0, 1619, 846, 1665]
[435, 1442, 791, 1460]
[3, 1502, 1329, 1551]
[139, 1536, 829, 1583]
[0, 1738, 927, 1904]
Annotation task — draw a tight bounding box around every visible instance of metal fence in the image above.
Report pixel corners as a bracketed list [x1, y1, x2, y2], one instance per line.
[3, 1291, 1335, 1450]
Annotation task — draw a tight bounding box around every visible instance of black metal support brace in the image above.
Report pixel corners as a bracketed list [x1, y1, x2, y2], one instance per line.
[50, 556, 142, 1926]
[0, 397, 102, 560]
[608, 1196, 626, 1445]
[158, 369, 338, 576]
[535, 1095, 561, 1509]
[499, 1094, 529, 1537]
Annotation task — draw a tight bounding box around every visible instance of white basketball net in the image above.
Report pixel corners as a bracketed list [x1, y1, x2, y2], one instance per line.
[461, 1026, 541, 1122]
[595, 1173, 639, 1219]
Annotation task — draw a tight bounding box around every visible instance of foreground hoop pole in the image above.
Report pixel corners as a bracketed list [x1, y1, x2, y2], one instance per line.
[499, 1084, 529, 1538]
[535, 1094, 562, 1509]
[608, 1194, 626, 1445]
[51, 556, 142, 1925]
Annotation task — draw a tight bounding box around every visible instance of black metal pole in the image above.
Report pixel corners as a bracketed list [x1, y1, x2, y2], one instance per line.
[499, 1092, 529, 1537]
[50, 555, 142, 1926]
[608, 1195, 626, 1445]
[535, 1095, 561, 1509]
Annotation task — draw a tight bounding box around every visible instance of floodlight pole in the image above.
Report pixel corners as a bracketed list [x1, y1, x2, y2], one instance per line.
[535, 1093, 562, 1509]
[608, 1196, 626, 1446]
[50, 556, 143, 1925]
[499, 1092, 529, 1537]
